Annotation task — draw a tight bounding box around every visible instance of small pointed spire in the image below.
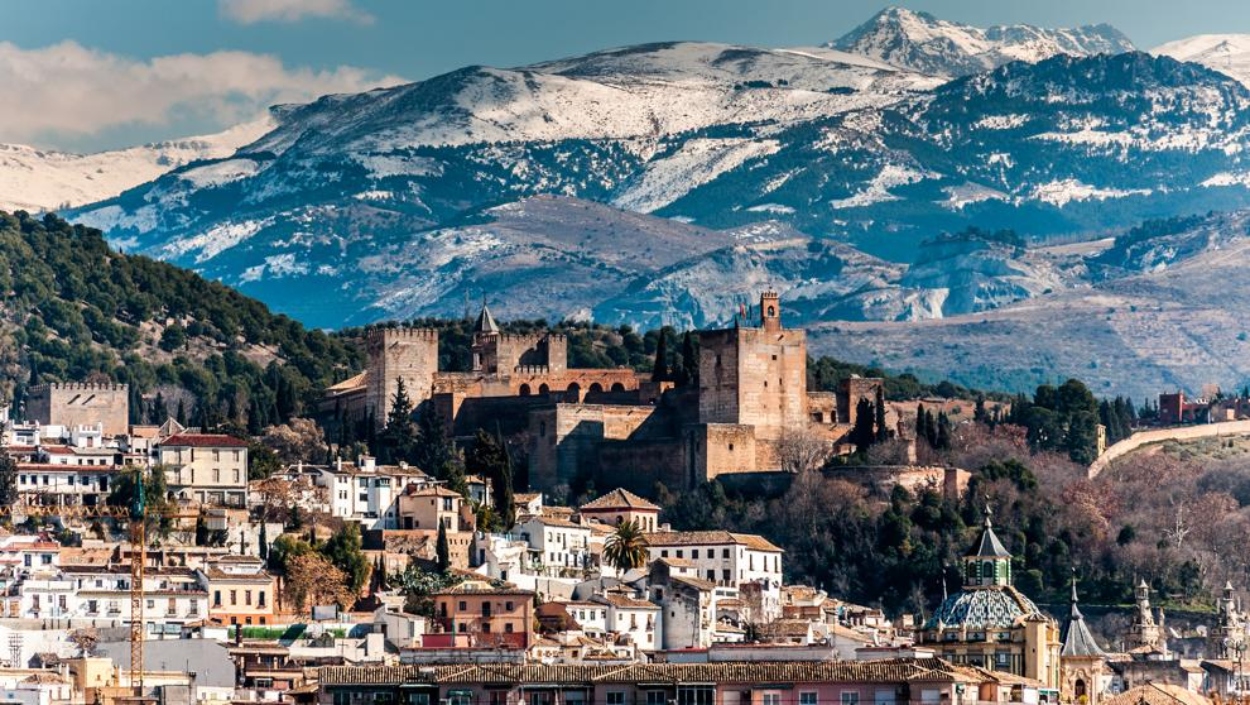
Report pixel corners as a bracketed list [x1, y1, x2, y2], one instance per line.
[983, 501, 993, 528]
[942, 565, 949, 602]
[1071, 568, 1079, 605]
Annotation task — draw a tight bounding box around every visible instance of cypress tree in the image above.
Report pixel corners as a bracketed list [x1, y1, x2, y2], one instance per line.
[936, 412, 952, 450]
[874, 386, 889, 442]
[681, 332, 699, 387]
[436, 522, 450, 574]
[651, 332, 669, 382]
[258, 522, 269, 561]
[850, 398, 876, 450]
[915, 404, 926, 441]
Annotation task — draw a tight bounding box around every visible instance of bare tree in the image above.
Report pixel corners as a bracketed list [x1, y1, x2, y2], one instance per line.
[776, 428, 832, 474]
[261, 418, 327, 465]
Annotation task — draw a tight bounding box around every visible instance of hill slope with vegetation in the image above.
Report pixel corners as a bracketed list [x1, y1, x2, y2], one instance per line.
[0, 210, 361, 431]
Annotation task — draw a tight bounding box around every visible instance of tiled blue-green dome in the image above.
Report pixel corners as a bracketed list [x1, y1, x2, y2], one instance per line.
[925, 585, 1042, 631]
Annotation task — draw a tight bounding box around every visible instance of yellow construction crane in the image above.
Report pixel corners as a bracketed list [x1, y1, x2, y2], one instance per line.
[0, 472, 200, 696]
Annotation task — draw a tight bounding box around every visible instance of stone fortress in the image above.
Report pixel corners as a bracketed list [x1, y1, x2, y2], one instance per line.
[26, 382, 130, 436]
[324, 293, 882, 494]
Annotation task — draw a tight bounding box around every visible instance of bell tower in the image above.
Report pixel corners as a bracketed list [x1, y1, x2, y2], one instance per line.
[760, 291, 781, 332]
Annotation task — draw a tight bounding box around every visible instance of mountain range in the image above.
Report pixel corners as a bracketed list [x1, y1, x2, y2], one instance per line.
[11, 6, 1250, 397]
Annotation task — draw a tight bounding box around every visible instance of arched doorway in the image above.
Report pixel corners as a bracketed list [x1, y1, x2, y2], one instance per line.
[518, 383, 531, 397]
[610, 382, 625, 392]
[589, 383, 604, 394]
[566, 383, 581, 403]
[1074, 680, 1087, 700]
[539, 383, 550, 395]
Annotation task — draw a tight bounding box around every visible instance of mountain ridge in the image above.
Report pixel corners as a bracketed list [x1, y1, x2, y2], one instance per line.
[827, 6, 1136, 77]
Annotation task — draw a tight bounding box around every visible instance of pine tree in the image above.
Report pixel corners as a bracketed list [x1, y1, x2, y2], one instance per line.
[436, 522, 450, 574]
[382, 378, 417, 464]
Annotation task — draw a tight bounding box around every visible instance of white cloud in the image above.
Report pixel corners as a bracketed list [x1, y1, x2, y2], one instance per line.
[218, 0, 374, 25]
[0, 41, 406, 148]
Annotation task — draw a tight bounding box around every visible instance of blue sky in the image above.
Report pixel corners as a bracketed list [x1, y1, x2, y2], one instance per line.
[1, 0, 1246, 151]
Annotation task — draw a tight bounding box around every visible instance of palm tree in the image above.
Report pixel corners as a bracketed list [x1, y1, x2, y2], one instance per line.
[603, 519, 649, 576]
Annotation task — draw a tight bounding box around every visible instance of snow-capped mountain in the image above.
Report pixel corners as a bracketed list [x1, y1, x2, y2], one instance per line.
[1153, 34, 1250, 88]
[829, 6, 1136, 76]
[60, 19, 1250, 331]
[0, 119, 274, 213]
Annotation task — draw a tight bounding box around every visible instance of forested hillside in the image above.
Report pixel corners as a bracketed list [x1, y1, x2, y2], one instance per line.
[0, 210, 361, 430]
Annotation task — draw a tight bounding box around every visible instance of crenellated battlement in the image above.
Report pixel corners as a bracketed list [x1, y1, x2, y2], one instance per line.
[369, 327, 440, 342]
[27, 382, 130, 435]
[32, 382, 128, 395]
[514, 365, 552, 375]
[496, 333, 547, 344]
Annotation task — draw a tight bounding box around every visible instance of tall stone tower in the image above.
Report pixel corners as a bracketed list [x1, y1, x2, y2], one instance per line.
[365, 328, 440, 429]
[697, 291, 807, 442]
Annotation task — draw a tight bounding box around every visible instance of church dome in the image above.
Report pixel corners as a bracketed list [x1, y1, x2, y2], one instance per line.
[926, 585, 1043, 631]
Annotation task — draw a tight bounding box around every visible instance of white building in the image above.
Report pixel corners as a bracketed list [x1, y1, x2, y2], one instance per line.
[14, 464, 116, 507]
[158, 433, 250, 507]
[642, 529, 784, 620]
[312, 457, 433, 528]
[514, 516, 592, 576]
[59, 565, 208, 626]
[592, 591, 662, 652]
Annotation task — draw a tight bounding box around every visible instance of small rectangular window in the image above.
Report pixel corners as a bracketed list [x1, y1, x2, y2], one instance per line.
[801, 694, 818, 705]
[842, 693, 861, 705]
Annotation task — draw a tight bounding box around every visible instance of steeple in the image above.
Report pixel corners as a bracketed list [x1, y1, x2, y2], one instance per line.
[1061, 572, 1106, 657]
[473, 303, 500, 336]
[963, 506, 1012, 587]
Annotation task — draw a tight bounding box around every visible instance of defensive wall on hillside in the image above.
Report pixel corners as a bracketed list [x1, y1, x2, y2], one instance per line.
[1088, 419, 1250, 478]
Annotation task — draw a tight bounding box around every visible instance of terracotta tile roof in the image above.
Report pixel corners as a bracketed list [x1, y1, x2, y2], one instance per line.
[325, 372, 367, 394]
[642, 530, 783, 552]
[434, 580, 535, 597]
[319, 659, 976, 687]
[526, 516, 587, 530]
[161, 433, 249, 448]
[579, 489, 661, 512]
[407, 486, 461, 498]
[1103, 684, 1212, 705]
[670, 575, 717, 591]
[593, 593, 658, 610]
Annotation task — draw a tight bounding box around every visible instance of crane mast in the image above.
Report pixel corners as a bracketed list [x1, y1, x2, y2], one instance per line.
[129, 470, 146, 696]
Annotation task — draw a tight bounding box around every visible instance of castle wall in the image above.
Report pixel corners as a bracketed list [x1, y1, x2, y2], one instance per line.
[838, 378, 884, 428]
[807, 392, 838, 425]
[494, 334, 552, 374]
[27, 383, 129, 436]
[697, 329, 741, 425]
[689, 423, 760, 483]
[527, 403, 659, 489]
[595, 438, 686, 496]
[366, 328, 439, 428]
